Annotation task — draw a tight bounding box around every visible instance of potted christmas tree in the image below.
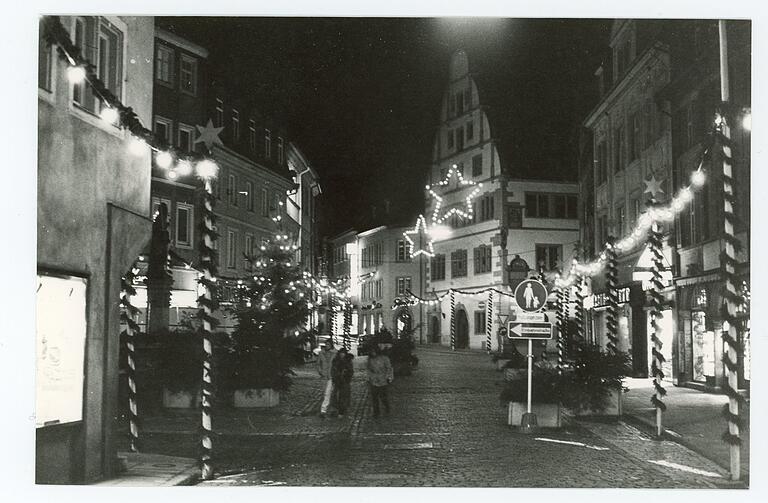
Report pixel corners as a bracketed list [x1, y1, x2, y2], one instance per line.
[559, 342, 631, 417]
[228, 233, 309, 407]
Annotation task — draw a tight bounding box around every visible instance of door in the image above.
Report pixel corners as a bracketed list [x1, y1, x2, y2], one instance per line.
[456, 309, 469, 349]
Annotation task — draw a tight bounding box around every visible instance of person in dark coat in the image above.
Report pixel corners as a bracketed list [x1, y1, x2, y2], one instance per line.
[366, 345, 393, 417]
[331, 347, 354, 417]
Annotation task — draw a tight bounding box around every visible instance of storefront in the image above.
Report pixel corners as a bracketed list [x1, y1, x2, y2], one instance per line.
[676, 275, 751, 390]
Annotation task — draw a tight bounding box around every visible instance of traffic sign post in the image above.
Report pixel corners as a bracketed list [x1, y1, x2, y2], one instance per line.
[512, 279, 549, 434]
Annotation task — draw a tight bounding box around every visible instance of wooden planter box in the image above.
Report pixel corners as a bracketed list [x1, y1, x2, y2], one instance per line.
[234, 388, 280, 408]
[507, 401, 562, 428]
[569, 388, 623, 417]
[162, 388, 200, 409]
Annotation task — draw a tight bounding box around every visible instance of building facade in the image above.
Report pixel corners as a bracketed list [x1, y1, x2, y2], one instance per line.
[37, 16, 155, 484]
[582, 20, 751, 388]
[424, 50, 580, 351]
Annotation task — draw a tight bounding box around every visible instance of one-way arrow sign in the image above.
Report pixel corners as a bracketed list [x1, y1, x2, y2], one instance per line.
[507, 321, 553, 340]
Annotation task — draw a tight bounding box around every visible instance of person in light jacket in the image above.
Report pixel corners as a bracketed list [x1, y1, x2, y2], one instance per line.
[317, 339, 337, 417]
[366, 345, 393, 417]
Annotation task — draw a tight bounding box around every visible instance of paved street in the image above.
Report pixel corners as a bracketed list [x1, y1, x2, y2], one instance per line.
[133, 346, 737, 488]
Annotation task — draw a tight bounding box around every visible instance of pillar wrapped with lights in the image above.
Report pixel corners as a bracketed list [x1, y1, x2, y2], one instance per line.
[486, 290, 494, 353]
[450, 289, 456, 351]
[604, 238, 619, 354]
[119, 265, 141, 453]
[716, 103, 745, 481]
[647, 216, 667, 436]
[555, 281, 566, 375]
[196, 167, 220, 480]
[329, 294, 336, 340]
[572, 263, 585, 344]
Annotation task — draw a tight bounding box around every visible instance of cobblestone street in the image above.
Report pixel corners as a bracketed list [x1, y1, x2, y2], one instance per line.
[137, 346, 736, 488]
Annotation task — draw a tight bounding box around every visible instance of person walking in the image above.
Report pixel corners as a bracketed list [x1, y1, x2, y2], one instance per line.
[317, 339, 337, 418]
[331, 347, 354, 417]
[366, 345, 393, 418]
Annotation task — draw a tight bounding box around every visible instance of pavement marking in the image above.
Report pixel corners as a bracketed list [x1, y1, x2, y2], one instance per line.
[665, 429, 682, 438]
[647, 460, 723, 478]
[534, 437, 610, 451]
[370, 432, 450, 436]
[383, 442, 434, 450]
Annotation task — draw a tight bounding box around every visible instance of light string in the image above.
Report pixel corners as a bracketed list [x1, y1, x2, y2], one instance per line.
[119, 264, 142, 453]
[41, 16, 220, 180]
[648, 218, 668, 431]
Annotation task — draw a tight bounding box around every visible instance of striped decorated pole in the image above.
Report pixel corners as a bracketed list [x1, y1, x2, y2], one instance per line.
[718, 21, 744, 481]
[555, 283, 565, 375]
[648, 219, 667, 437]
[574, 276, 585, 344]
[119, 266, 141, 452]
[329, 294, 336, 342]
[197, 177, 219, 480]
[343, 299, 352, 350]
[450, 289, 456, 351]
[486, 290, 494, 353]
[605, 239, 620, 354]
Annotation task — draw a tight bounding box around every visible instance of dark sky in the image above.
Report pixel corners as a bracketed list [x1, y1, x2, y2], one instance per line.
[157, 17, 610, 238]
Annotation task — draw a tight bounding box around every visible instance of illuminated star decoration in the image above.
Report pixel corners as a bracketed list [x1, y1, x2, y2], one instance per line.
[426, 164, 483, 224]
[194, 119, 224, 151]
[403, 214, 435, 258]
[644, 175, 664, 200]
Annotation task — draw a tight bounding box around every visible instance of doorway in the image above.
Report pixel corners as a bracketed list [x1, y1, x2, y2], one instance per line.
[456, 309, 469, 349]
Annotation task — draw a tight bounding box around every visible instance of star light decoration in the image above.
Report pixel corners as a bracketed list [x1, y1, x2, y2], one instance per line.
[403, 214, 435, 258]
[427, 164, 483, 225]
[194, 119, 224, 151]
[644, 175, 664, 200]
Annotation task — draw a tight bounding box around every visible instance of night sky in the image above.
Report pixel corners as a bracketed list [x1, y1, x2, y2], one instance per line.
[157, 17, 610, 238]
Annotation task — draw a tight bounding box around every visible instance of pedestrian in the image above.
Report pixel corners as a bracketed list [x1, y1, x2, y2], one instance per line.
[366, 345, 393, 418]
[331, 347, 354, 417]
[317, 339, 337, 418]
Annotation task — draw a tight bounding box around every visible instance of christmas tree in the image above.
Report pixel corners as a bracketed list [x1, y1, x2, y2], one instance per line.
[229, 232, 310, 391]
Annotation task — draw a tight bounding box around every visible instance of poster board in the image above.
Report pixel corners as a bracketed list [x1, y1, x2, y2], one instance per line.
[35, 273, 87, 428]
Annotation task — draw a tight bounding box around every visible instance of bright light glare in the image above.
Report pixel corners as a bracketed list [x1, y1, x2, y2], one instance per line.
[128, 137, 148, 156]
[67, 66, 86, 83]
[100, 107, 119, 125]
[428, 224, 452, 240]
[742, 111, 751, 131]
[156, 151, 173, 169]
[176, 160, 193, 176]
[196, 159, 219, 179]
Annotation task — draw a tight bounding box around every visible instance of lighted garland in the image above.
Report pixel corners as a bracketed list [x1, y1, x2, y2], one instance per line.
[119, 265, 141, 453]
[427, 164, 483, 224]
[647, 218, 668, 428]
[197, 177, 220, 480]
[573, 273, 585, 344]
[41, 16, 219, 177]
[715, 113, 746, 459]
[604, 239, 619, 354]
[343, 300, 352, 350]
[555, 284, 565, 375]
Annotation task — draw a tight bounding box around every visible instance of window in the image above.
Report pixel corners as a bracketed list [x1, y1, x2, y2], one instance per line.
[244, 234, 253, 268]
[430, 254, 445, 281]
[38, 24, 54, 91]
[474, 245, 492, 274]
[277, 137, 284, 164]
[264, 129, 272, 158]
[597, 215, 608, 247]
[155, 44, 173, 85]
[448, 93, 456, 117]
[479, 194, 495, 222]
[249, 120, 257, 151]
[644, 101, 654, 147]
[466, 120, 474, 141]
[456, 93, 463, 115]
[228, 174, 237, 206]
[179, 54, 197, 95]
[464, 88, 472, 109]
[261, 187, 269, 216]
[474, 311, 486, 334]
[396, 277, 412, 296]
[227, 230, 237, 269]
[71, 17, 89, 107]
[271, 192, 280, 215]
[176, 203, 194, 248]
[231, 109, 240, 141]
[396, 239, 409, 261]
[215, 99, 224, 127]
[566, 195, 578, 219]
[596, 141, 608, 184]
[554, 194, 567, 218]
[456, 126, 464, 150]
[178, 123, 194, 152]
[447, 129, 454, 150]
[614, 123, 625, 172]
[451, 249, 467, 278]
[535, 244, 561, 271]
[508, 206, 523, 228]
[245, 181, 254, 212]
[153, 116, 172, 146]
[71, 17, 123, 115]
[472, 154, 483, 177]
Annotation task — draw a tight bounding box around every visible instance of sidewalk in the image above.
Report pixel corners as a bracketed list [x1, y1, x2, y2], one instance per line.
[93, 452, 198, 486]
[621, 378, 750, 480]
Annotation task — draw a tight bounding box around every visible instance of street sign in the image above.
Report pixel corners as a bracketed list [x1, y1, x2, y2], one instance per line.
[514, 279, 548, 313]
[514, 312, 546, 323]
[507, 321, 553, 340]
